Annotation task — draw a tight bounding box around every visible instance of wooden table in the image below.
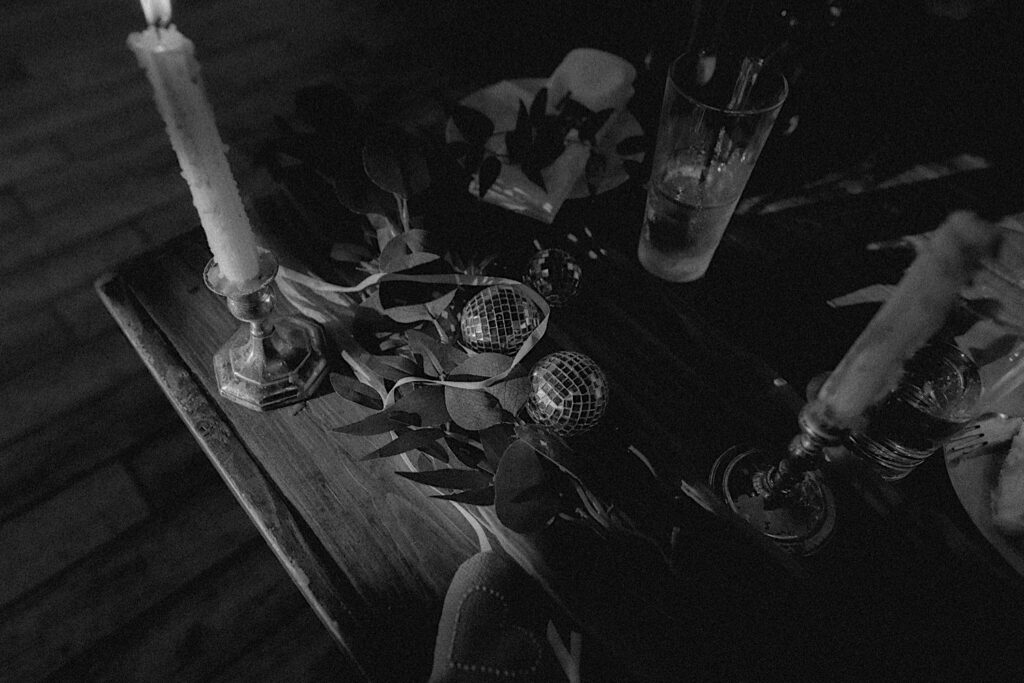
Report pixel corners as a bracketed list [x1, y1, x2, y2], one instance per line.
[97, 160, 1024, 681]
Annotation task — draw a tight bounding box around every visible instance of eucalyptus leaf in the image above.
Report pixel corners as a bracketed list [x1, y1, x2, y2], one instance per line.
[615, 134, 648, 156]
[367, 212, 401, 253]
[372, 354, 421, 379]
[333, 409, 418, 435]
[445, 435, 487, 470]
[391, 385, 451, 428]
[377, 229, 415, 272]
[329, 373, 384, 411]
[444, 386, 504, 431]
[530, 124, 566, 169]
[332, 163, 396, 216]
[380, 228, 431, 257]
[405, 327, 468, 375]
[479, 423, 516, 469]
[494, 440, 560, 533]
[431, 486, 495, 505]
[362, 128, 431, 199]
[438, 346, 470, 375]
[515, 99, 530, 132]
[529, 87, 548, 125]
[380, 302, 436, 324]
[424, 289, 458, 318]
[362, 354, 416, 383]
[357, 290, 385, 314]
[446, 140, 472, 161]
[341, 349, 388, 403]
[477, 156, 502, 198]
[416, 440, 451, 463]
[511, 482, 557, 504]
[381, 251, 441, 274]
[397, 467, 494, 490]
[484, 370, 531, 415]
[451, 105, 495, 146]
[397, 228, 431, 253]
[414, 451, 433, 471]
[578, 108, 614, 145]
[585, 152, 608, 197]
[362, 427, 446, 460]
[514, 424, 584, 483]
[406, 329, 449, 377]
[378, 229, 440, 273]
[522, 164, 547, 192]
[447, 352, 514, 383]
[378, 337, 407, 353]
[559, 98, 591, 127]
[505, 127, 530, 164]
[505, 100, 532, 163]
[330, 242, 374, 263]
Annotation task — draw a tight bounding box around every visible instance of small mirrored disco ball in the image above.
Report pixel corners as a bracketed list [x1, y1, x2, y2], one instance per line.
[459, 285, 542, 354]
[526, 351, 609, 436]
[525, 248, 581, 306]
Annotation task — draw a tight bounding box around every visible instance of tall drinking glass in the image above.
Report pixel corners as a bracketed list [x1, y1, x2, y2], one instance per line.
[639, 52, 788, 282]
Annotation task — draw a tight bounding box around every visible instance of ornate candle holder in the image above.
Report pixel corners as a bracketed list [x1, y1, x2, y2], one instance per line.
[709, 211, 1017, 555]
[710, 405, 840, 555]
[203, 249, 328, 411]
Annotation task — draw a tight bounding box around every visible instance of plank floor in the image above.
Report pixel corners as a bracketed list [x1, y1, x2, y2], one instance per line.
[0, 1, 384, 679]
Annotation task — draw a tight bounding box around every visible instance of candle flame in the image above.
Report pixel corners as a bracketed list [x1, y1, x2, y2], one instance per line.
[139, 0, 172, 27]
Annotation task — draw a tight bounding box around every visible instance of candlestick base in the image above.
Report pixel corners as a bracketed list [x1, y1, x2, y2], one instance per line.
[710, 445, 836, 555]
[204, 251, 328, 411]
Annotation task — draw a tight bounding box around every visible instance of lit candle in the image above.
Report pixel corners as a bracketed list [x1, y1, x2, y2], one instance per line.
[813, 211, 1000, 430]
[128, 0, 259, 283]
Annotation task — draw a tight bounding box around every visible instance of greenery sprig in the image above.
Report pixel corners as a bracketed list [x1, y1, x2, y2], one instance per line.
[263, 83, 669, 539]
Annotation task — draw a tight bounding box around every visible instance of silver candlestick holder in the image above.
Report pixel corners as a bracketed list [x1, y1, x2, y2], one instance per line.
[709, 404, 840, 555]
[203, 249, 328, 411]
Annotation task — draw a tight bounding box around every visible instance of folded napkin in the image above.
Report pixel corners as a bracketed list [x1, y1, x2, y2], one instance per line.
[464, 49, 636, 223]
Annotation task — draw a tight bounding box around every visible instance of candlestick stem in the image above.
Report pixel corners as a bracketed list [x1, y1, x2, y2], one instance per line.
[204, 250, 328, 411]
[709, 403, 840, 555]
[758, 404, 844, 508]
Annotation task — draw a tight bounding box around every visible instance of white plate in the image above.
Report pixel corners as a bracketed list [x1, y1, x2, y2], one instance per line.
[945, 441, 1024, 575]
[445, 78, 644, 200]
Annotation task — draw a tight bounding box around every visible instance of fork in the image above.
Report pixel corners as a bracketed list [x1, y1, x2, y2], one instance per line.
[944, 413, 1024, 465]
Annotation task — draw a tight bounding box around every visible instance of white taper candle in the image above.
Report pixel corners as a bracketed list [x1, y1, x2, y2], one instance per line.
[128, 1, 259, 283]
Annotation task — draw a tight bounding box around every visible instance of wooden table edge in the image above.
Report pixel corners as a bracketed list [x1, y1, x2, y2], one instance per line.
[94, 269, 373, 682]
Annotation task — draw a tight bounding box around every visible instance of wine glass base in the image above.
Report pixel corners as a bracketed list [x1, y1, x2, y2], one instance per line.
[710, 445, 837, 556]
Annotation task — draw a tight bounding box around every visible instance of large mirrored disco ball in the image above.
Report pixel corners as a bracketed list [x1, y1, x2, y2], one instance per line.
[526, 351, 609, 436]
[459, 285, 542, 354]
[525, 248, 581, 306]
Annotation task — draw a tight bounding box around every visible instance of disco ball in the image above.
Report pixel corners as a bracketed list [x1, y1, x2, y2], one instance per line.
[459, 285, 542, 354]
[526, 351, 609, 436]
[525, 248, 581, 306]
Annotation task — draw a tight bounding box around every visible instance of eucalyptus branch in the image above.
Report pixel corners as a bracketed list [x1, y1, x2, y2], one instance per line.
[395, 194, 411, 232]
